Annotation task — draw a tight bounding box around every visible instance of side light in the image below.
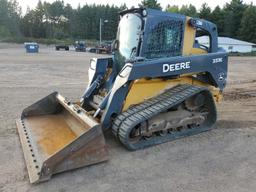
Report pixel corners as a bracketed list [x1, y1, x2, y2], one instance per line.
[142, 9, 147, 17]
[90, 59, 97, 70]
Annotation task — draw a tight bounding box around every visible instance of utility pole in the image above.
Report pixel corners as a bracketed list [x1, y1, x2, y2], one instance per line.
[99, 18, 109, 46]
[100, 18, 102, 46]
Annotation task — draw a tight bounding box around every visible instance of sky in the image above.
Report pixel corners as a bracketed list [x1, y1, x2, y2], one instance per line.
[17, 0, 256, 14]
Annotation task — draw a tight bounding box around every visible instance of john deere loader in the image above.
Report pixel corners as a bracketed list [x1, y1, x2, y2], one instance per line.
[16, 8, 228, 183]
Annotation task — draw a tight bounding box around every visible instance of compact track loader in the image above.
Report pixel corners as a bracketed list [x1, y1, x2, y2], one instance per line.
[16, 8, 228, 183]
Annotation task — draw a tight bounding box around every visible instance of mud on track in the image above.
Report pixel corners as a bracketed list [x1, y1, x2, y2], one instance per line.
[0, 43, 256, 192]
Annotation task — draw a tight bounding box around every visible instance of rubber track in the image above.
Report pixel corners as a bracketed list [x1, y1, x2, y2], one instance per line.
[112, 84, 217, 150]
[112, 84, 190, 137]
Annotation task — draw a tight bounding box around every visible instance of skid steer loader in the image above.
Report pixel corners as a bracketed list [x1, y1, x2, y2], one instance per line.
[16, 8, 228, 183]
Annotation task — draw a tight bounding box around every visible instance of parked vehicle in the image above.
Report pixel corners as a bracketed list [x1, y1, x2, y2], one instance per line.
[86, 47, 97, 53]
[75, 40, 86, 52]
[96, 41, 112, 54]
[55, 44, 69, 51]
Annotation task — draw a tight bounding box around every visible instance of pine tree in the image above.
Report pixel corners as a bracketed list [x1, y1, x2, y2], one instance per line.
[166, 5, 179, 14]
[223, 0, 247, 38]
[211, 6, 225, 35]
[179, 4, 197, 17]
[239, 4, 256, 43]
[139, 0, 162, 10]
[199, 3, 211, 21]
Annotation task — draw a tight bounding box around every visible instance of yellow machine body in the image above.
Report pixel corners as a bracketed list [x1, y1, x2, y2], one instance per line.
[122, 17, 221, 111]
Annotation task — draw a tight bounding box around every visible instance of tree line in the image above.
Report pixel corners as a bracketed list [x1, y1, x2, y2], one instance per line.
[0, 0, 256, 44]
[165, 0, 256, 43]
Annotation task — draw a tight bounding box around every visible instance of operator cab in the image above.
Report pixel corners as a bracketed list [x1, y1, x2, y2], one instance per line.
[113, 8, 219, 73]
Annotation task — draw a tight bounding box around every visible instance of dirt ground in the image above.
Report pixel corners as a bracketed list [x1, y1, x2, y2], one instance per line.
[0, 43, 255, 192]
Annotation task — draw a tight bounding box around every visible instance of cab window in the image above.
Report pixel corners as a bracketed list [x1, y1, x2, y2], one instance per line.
[143, 20, 184, 59]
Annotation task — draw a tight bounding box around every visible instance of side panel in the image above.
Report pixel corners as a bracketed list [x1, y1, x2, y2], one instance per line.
[122, 77, 222, 111]
[129, 52, 228, 90]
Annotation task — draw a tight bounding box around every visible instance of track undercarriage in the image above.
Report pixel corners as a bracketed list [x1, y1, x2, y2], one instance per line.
[113, 84, 217, 150]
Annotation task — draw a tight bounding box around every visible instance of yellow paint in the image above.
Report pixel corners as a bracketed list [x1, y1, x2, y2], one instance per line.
[122, 77, 222, 111]
[26, 114, 77, 156]
[182, 17, 207, 56]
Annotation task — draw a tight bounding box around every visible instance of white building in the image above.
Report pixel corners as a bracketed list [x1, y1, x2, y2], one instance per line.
[196, 36, 256, 53]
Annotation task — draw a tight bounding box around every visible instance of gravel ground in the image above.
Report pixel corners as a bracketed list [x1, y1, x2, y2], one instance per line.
[0, 43, 256, 192]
